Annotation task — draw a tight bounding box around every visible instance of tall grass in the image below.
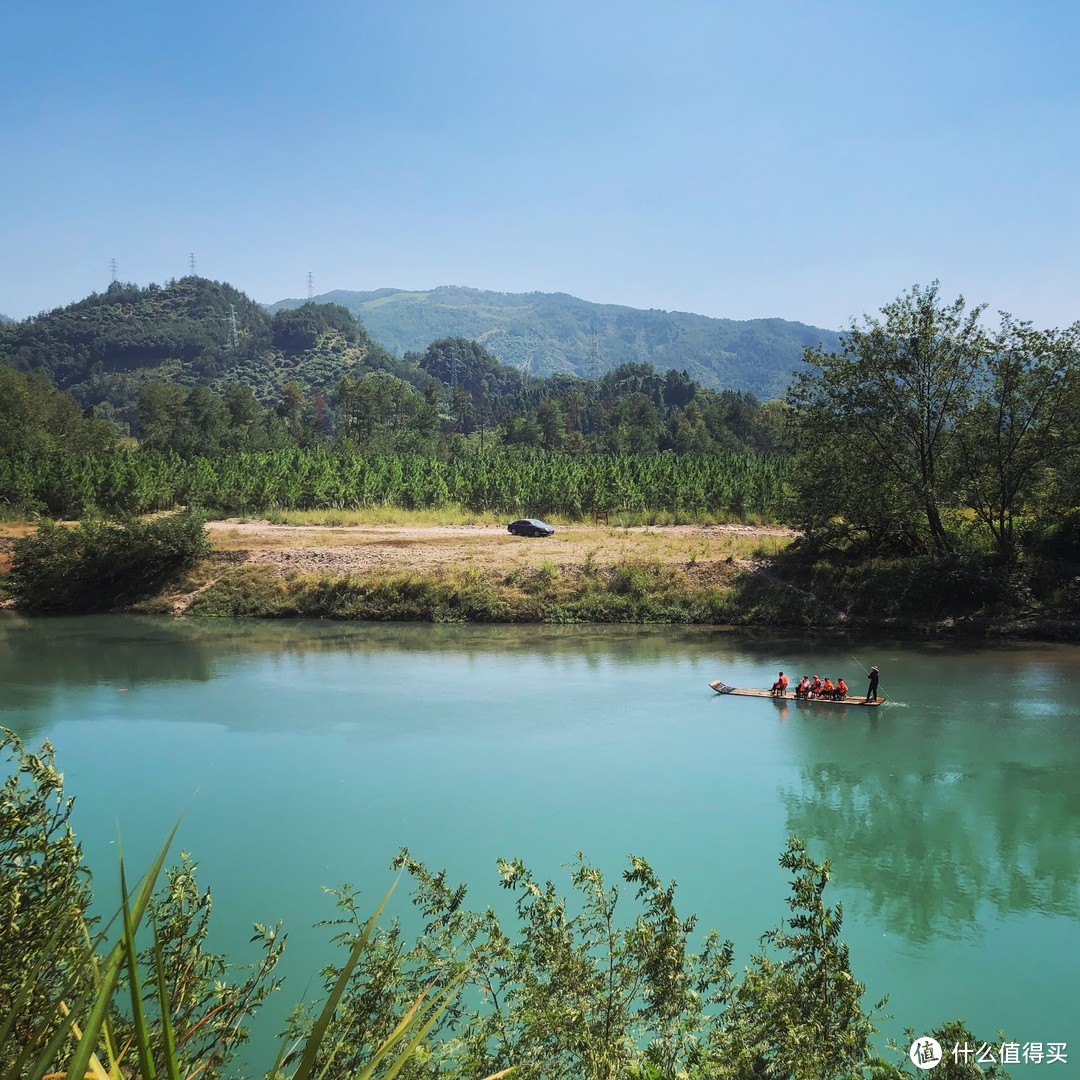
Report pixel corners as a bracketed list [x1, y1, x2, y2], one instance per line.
[1, 838, 511, 1080]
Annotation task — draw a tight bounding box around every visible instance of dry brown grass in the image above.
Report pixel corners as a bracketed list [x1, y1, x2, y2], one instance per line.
[203, 520, 794, 578]
[0, 520, 48, 538]
[0, 517, 795, 604]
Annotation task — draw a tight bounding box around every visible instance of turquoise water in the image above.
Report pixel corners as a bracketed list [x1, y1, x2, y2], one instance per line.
[2, 614, 1078, 1075]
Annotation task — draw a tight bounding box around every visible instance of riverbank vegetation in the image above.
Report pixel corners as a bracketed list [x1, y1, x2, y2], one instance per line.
[789, 283, 1080, 565]
[5, 512, 210, 614]
[1, 730, 1008, 1078]
[151, 559, 744, 623]
[2, 279, 1080, 629]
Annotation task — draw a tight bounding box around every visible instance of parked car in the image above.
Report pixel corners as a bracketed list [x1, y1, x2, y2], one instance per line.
[507, 518, 555, 537]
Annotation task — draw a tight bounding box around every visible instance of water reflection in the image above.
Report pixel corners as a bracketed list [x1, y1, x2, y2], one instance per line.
[0, 614, 215, 682]
[0, 613, 798, 722]
[4, 612, 1080, 948]
[782, 761, 1080, 942]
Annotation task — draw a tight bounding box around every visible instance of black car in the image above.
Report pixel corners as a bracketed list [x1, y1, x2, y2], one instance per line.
[507, 518, 555, 537]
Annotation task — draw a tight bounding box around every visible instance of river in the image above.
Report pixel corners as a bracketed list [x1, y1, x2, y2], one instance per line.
[2, 613, 1077, 1076]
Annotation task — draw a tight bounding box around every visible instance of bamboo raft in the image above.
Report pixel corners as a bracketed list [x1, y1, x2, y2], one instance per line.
[709, 681, 885, 707]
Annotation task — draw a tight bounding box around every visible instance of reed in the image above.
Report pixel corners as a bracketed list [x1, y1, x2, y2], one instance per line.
[0, 836, 510, 1080]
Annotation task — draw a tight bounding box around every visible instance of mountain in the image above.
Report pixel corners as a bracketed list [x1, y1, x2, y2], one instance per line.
[0, 314, 13, 324]
[0, 277, 400, 426]
[267, 286, 841, 399]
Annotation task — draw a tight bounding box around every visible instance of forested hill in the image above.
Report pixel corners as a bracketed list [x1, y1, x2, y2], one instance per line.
[0, 313, 12, 324]
[0, 277, 403, 427]
[268, 286, 841, 399]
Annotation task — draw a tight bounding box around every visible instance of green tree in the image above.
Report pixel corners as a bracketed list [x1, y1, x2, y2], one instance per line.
[955, 316, 1080, 563]
[535, 398, 566, 450]
[221, 381, 286, 450]
[140, 854, 285, 1078]
[419, 338, 522, 400]
[180, 384, 230, 456]
[368, 850, 736, 1080]
[604, 394, 663, 454]
[790, 283, 987, 554]
[0, 366, 117, 457]
[3, 735, 1015, 1080]
[501, 415, 543, 447]
[271, 301, 362, 352]
[719, 838, 886, 1080]
[897, 1020, 1014, 1078]
[0, 731, 92, 1075]
[1, 731, 286, 1080]
[336, 372, 430, 449]
[281, 379, 306, 441]
[137, 381, 190, 451]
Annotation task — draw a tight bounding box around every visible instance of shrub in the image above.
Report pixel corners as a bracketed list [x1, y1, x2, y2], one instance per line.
[1028, 510, 1080, 561]
[7, 511, 211, 613]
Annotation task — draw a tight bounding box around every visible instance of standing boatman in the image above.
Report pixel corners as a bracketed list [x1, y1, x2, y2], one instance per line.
[865, 665, 880, 702]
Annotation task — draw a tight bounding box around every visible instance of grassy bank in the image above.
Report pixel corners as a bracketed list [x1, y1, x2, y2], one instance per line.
[139, 558, 745, 623]
[6, 511, 1080, 635]
[131, 545, 1080, 636]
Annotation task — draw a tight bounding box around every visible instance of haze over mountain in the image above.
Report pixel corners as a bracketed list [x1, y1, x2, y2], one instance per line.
[269, 287, 842, 400]
[0, 276, 843, 434]
[0, 277, 790, 460]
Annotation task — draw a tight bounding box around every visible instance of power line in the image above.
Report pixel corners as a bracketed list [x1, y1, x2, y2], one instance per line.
[109, 258, 118, 282]
[306, 271, 314, 300]
[189, 252, 197, 276]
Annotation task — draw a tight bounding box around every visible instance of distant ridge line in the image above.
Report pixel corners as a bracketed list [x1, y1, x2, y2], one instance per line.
[266, 285, 842, 399]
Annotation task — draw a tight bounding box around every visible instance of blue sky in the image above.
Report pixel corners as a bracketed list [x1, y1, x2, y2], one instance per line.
[2, 1, 1077, 329]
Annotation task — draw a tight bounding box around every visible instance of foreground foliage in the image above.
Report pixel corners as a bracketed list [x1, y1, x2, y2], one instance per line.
[1, 731, 1011, 1078]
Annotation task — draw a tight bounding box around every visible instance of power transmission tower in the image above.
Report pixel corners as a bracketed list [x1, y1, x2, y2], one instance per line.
[588, 327, 601, 380]
[189, 252, 197, 276]
[306, 271, 314, 300]
[109, 258, 119, 283]
[223, 303, 239, 350]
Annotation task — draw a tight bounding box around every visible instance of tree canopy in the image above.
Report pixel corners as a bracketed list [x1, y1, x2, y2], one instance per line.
[788, 282, 1080, 562]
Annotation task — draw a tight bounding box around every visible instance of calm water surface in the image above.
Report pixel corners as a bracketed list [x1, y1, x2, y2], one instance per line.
[2, 613, 1078, 1075]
